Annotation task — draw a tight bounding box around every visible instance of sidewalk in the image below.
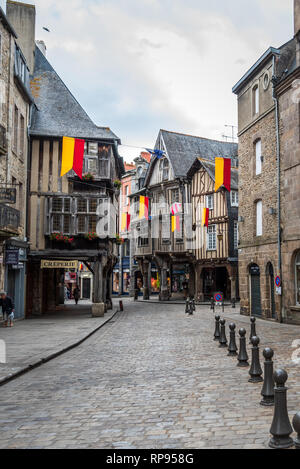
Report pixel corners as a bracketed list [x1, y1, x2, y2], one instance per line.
[0, 301, 118, 385]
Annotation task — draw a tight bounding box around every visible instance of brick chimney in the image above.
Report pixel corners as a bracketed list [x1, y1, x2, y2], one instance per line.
[295, 0, 300, 36]
[6, 1, 36, 74]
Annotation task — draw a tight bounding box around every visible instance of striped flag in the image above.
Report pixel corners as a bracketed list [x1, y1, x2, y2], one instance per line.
[215, 157, 231, 192]
[170, 202, 182, 215]
[172, 215, 180, 233]
[139, 196, 149, 220]
[61, 136, 85, 179]
[202, 208, 209, 228]
[121, 213, 131, 231]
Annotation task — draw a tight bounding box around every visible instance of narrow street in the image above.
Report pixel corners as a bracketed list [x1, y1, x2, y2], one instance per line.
[0, 300, 299, 449]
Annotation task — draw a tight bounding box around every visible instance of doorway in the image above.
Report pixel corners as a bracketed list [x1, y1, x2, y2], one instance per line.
[250, 264, 262, 316]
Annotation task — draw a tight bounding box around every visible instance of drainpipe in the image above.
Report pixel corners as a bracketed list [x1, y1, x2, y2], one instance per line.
[272, 55, 283, 323]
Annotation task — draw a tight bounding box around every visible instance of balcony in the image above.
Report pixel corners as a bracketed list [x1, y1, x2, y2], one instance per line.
[0, 204, 20, 238]
[0, 125, 7, 155]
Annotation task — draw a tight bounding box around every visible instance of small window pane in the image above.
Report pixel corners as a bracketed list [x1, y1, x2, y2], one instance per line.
[78, 199, 87, 213]
[52, 214, 61, 231]
[64, 198, 71, 212]
[52, 198, 63, 212]
[78, 215, 86, 233]
[88, 215, 97, 232]
[89, 199, 97, 213]
[63, 215, 71, 233]
[88, 142, 98, 156]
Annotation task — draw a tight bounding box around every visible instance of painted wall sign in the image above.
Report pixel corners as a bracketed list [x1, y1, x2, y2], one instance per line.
[41, 260, 78, 269]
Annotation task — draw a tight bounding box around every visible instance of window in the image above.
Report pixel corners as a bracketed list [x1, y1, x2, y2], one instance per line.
[234, 220, 238, 249]
[207, 225, 216, 251]
[231, 191, 239, 207]
[295, 252, 300, 305]
[20, 114, 25, 158]
[76, 198, 99, 233]
[206, 194, 214, 210]
[255, 139, 262, 176]
[172, 188, 180, 204]
[256, 200, 263, 237]
[51, 197, 72, 234]
[159, 158, 169, 181]
[99, 145, 110, 177]
[253, 85, 259, 115]
[13, 105, 18, 153]
[125, 185, 129, 206]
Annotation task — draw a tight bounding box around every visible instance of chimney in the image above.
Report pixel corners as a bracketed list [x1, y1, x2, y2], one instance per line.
[295, 0, 300, 36]
[36, 40, 46, 56]
[6, 1, 36, 74]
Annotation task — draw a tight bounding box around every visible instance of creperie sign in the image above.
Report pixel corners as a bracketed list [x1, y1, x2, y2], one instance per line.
[41, 260, 78, 269]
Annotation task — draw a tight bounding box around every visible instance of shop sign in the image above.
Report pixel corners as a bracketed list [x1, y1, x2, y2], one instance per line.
[41, 260, 78, 269]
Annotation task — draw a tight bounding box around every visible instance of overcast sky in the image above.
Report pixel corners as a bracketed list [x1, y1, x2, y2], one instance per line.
[1, 0, 294, 161]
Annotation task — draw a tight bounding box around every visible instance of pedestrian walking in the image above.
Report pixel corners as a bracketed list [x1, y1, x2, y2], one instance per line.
[73, 286, 80, 305]
[0, 291, 15, 327]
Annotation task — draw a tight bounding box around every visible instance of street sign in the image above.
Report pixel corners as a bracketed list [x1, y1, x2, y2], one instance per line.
[0, 187, 16, 204]
[275, 276, 281, 288]
[41, 260, 78, 269]
[5, 248, 19, 265]
[214, 292, 223, 303]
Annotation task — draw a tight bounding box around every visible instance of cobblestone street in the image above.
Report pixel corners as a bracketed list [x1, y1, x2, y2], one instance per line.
[0, 300, 300, 449]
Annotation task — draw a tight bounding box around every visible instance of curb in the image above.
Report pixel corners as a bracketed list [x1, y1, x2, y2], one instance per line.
[0, 309, 120, 388]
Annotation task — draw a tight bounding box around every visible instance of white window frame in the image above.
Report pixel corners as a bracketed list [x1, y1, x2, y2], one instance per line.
[207, 224, 216, 251]
[256, 200, 263, 237]
[231, 191, 239, 207]
[206, 194, 214, 210]
[255, 139, 262, 176]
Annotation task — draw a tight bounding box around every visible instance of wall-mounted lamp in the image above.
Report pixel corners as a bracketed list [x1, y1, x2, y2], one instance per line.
[238, 216, 245, 223]
[268, 208, 277, 215]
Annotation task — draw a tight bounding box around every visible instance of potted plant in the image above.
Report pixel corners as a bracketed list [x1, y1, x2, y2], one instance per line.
[115, 234, 125, 245]
[113, 179, 122, 190]
[83, 173, 94, 182]
[50, 233, 74, 245]
[84, 232, 99, 241]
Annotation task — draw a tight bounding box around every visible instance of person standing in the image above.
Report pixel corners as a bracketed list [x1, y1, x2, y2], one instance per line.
[0, 292, 15, 327]
[73, 286, 80, 305]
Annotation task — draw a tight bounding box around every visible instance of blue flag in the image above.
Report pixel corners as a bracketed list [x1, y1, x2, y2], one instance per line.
[145, 148, 165, 160]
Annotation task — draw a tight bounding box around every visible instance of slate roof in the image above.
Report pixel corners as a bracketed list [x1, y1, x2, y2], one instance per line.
[160, 130, 237, 178]
[30, 46, 120, 142]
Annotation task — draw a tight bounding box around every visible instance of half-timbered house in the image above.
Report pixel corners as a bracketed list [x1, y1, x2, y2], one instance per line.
[131, 129, 238, 301]
[188, 158, 239, 301]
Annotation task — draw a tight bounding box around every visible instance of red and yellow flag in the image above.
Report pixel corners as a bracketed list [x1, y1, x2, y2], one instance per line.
[215, 157, 231, 192]
[139, 196, 149, 220]
[172, 215, 180, 233]
[121, 213, 131, 231]
[202, 208, 209, 228]
[61, 136, 85, 179]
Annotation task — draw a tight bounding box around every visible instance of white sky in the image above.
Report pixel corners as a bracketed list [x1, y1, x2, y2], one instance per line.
[1, 0, 294, 161]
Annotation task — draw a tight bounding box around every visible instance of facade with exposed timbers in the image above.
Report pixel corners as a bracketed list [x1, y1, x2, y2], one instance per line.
[130, 129, 238, 302]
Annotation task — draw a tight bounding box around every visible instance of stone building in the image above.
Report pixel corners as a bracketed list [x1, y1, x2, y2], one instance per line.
[131, 129, 237, 301]
[0, 4, 32, 319]
[232, 0, 300, 324]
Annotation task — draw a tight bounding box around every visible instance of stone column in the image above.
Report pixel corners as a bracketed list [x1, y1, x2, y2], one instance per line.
[92, 256, 106, 317]
[142, 259, 150, 300]
[159, 261, 169, 301]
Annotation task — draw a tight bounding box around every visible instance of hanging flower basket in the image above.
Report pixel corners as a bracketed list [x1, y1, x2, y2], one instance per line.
[115, 234, 125, 245]
[50, 233, 74, 244]
[83, 173, 94, 181]
[113, 179, 122, 190]
[84, 232, 99, 241]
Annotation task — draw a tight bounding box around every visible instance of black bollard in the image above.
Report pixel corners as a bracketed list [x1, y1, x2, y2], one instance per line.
[185, 299, 189, 315]
[249, 316, 257, 344]
[248, 336, 263, 383]
[260, 348, 275, 406]
[237, 328, 249, 367]
[293, 413, 300, 449]
[189, 299, 194, 316]
[214, 315, 221, 341]
[269, 369, 294, 449]
[219, 319, 227, 348]
[231, 298, 236, 309]
[119, 300, 124, 312]
[227, 323, 238, 356]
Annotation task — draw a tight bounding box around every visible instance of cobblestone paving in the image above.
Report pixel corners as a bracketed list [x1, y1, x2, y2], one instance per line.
[0, 300, 299, 449]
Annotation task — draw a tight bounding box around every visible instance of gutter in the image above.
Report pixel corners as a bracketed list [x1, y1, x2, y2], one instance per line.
[272, 55, 283, 323]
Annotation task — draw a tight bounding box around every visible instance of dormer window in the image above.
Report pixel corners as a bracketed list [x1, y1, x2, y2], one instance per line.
[159, 158, 169, 181]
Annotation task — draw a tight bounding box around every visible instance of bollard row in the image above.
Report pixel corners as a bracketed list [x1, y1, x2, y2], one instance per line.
[212, 313, 300, 449]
